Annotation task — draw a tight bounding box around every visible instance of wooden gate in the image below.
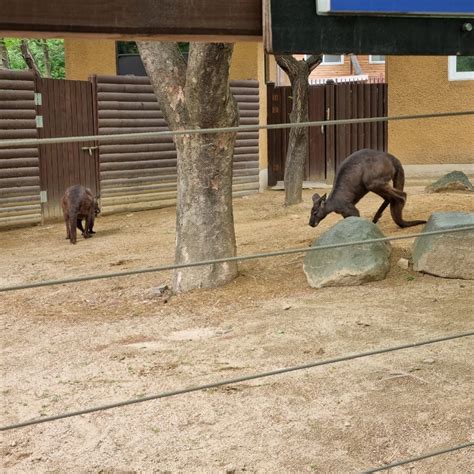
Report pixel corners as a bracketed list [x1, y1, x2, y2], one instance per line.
[36, 78, 99, 219]
[267, 81, 388, 185]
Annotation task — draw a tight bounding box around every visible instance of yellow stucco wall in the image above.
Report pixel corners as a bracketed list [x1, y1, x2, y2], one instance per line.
[387, 56, 474, 164]
[229, 42, 259, 80]
[65, 39, 116, 80]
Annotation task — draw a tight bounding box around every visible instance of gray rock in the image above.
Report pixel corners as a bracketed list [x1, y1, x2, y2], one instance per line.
[425, 171, 473, 193]
[412, 212, 474, 279]
[303, 217, 391, 289]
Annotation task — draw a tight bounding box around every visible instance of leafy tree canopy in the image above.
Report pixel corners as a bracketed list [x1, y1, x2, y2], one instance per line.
[3, 38, 65, 78]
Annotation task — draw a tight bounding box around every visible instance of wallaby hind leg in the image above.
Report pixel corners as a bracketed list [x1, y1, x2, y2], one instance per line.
[369, 183, 425, 228]
[373, 200, 389, 223]
[69, 214, 78, 244]
[64, 212, 71, 240]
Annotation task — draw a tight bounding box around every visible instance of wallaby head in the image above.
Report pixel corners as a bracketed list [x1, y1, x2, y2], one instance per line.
[309, 193, 328, 227]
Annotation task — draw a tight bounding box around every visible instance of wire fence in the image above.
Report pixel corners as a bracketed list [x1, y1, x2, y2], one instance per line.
[1, 106, 473, 468]
[0, 110, 473, 148]
[1, 331, 472, 432]
[1, 225, 473, 293]
[361, 441, 474, 473]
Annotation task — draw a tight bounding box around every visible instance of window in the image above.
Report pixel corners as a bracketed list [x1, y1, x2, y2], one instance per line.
[369, 55, 385, 64]
[448, 56, 474, 81]
[322, 55, 344, 65]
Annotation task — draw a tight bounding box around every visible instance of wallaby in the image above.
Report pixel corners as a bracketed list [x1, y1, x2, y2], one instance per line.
[309, 149, 426, 228]
[61, 185, 100, 244]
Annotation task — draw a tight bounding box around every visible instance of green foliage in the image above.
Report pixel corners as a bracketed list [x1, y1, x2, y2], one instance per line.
[3, 38, 65, 78]
[117, 41, 189, 57]
[457, 56, 474, 73]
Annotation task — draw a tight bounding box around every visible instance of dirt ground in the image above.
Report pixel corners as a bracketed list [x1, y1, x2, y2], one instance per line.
[1, 186, 473, 473]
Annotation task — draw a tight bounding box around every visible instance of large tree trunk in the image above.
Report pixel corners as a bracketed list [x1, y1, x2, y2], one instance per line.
[138, 41, 239, 292]
[0, 39, 9, 69]
[275, 55, 322, 206]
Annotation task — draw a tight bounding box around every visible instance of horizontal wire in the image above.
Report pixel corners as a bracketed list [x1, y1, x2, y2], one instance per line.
[0, 110, 473, 148]
[1, 331, 472, 432]
[361, 441, 474, 473]
[1, 225, 473, 293]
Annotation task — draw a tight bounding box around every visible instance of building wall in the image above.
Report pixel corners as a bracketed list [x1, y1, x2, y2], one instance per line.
[387, 56, 474, 165]
[229, 42, 259, 80]
[276, 55, 385, 85]
[65, 39, 116, 80]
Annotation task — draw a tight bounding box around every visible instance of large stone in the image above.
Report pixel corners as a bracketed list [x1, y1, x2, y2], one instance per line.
[303, 217, 391, 289]
[412, 212, 474, 280]
[425, 171, 473, 193]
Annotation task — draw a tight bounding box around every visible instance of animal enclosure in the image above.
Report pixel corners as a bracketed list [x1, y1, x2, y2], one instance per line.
[1, 186, 472, 472]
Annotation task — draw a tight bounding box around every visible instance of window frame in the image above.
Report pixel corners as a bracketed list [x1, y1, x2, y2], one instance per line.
[321, 54, 344, 65]
[448, 56, 474, 81]
[369, 55, 386, 64]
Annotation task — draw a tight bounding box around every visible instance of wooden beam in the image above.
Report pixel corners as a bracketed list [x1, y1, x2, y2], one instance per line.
[0, 0, 262, 40]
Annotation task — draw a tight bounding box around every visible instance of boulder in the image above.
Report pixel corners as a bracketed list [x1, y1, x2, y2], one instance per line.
[412, 212, 474, 280]
[425, 171, 473, 193]
[303, 217, 391, 289]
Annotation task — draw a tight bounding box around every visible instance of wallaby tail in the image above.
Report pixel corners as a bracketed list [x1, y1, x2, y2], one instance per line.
[389, 156, 426, 228]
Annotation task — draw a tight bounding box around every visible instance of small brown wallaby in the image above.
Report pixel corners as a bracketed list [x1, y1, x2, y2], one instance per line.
[309, 149, 426, 228]
[61, 185, 100, 244]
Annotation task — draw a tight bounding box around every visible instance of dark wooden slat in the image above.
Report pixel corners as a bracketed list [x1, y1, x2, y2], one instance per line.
[0, 185, 40, 197]
[0, 166, 39, 178]
[0, 157, 39, 168]
[0, 147, 38, 159]
[0, 79, 35, 90]
[0, 0, 262, 38]
[98, 92, 159, 103]
[0, 119, 36, 129]
[0, 128, 37, 139]
[0, 89, 34, 100]
[0, 109, 36, 119]
[100, 142, 176, 155]
[101, 151, 177, 163]
[0, 70, 34, 80]
[0, 99, 36, 110]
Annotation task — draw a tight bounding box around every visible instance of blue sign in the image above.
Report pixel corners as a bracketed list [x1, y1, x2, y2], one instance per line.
[317, 0, 474, 17]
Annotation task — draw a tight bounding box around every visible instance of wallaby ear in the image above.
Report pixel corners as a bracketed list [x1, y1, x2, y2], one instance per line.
[312, 193, 321, 203]
[321, 193, 327, 201]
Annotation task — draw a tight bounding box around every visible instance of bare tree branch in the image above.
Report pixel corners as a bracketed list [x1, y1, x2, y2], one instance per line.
[350, 54, 363, 75]
[41, 39, 51, 77]
[20, 40, 42, 77]
[305, 54, 323, 72]
[0, 38, 10, 69]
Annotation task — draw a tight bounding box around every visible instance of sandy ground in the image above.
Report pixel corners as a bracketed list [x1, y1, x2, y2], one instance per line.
[1, 186, 473, 473]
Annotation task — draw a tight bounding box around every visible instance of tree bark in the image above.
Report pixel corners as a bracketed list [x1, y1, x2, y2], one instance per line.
[275, 54, 322, 206]
[350, 54, 363, 75]
[41, 40, 51, 77]
[20, 40, 41, 77]
[0, 38, 10, 69]
[138, 41, 239, 292]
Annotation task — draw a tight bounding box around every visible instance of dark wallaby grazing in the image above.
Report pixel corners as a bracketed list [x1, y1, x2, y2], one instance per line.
[61, 185, 100, 244]
[309, 149, 426, 228]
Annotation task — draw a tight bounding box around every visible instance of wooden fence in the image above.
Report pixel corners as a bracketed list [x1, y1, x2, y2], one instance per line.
[0, 70, 42, 228]
[267, 81, 388, 185]
[93, 76, 260, 214]
[0, 71, 260, 226]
